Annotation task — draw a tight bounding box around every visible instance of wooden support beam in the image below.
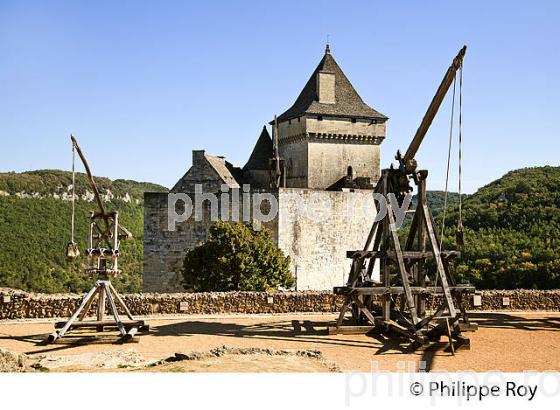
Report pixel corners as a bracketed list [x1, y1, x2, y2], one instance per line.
[335, 299, 351, 328]
[422, 203, 457, 317]
[54, 320, 146, 329]
[328, 326, 376, 335]
[47, 283, 100, 343]
[346, 250, 460, 259]
[104, 284, 127, 336]
[353, 297, 378, 326]
[380, 175, 391, 322]
[78, 286, 100, 321]
[108, 281, 135, 320]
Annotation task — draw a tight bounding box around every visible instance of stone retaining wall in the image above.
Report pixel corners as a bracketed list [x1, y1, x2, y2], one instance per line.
[0, 288, 558, 320]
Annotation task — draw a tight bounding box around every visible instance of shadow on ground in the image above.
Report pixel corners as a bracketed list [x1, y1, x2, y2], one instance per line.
[151, 319, 382, 350]
[469, 313, 560, 331]
[149, 312, 559, 371]
[0, 330, 136, 355]
[1, 312, 557, 367]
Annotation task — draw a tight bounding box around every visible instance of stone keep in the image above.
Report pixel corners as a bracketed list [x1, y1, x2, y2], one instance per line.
[143, 46, 387, 292]
[274, 45, 386, 190]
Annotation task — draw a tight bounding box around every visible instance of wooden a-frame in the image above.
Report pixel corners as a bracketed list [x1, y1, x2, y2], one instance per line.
[331, 169, 475, 350]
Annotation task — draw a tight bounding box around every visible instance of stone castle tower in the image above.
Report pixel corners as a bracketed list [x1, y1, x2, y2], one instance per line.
[143, 46, 387, 292]
[274, 45, 387, 190]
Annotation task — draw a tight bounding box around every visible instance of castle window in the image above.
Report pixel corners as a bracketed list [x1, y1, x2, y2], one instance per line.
[288, 119, 291, 125]
[297, 117, 300, 122]
[351, 118, 357, 123]
[317, 116, 323, 121]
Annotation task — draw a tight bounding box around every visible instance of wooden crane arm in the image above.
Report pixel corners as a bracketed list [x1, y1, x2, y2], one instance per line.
[70, 135, 107, 216]
[403, 46, 466, 164]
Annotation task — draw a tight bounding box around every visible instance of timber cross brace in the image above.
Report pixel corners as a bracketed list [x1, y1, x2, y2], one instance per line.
[330, 46, 477, 352]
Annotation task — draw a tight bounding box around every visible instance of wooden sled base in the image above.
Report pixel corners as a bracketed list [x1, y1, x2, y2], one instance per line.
[46, 279, 148, 344]
[328, 316, 472, 353]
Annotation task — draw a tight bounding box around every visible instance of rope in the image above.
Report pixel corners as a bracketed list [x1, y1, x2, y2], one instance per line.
[429, 64, 465, 315]
[71, 140, 76, 244]
[457, 66, 464, 233]
[429, 75, 456, 302]
[439, 76, 457, 249]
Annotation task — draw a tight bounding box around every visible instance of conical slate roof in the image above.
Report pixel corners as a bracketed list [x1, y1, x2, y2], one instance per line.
[243, 126, 273, 171]
[276, 46, 387, 122]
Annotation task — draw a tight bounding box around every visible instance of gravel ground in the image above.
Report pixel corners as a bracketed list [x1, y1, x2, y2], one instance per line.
[0, 312, 559, 372]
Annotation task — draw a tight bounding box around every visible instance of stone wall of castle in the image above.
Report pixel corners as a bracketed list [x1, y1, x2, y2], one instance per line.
[144, 192, 207, 292]
[276, 115, 384, 189]
[307, 141, 381, 189]
[143, 190, 278, 292]
[305, 116, 385, 139]
[171, 150, 224, 193]
[143, 189, 377, 292]
[277, 116, 385, 143]
[279, 140, 308, 188]
[277, 189, 376, 290]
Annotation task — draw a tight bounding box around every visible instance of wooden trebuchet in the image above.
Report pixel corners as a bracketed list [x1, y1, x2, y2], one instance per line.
[46, 136, 147, 344]
[331, 46, 476, 351]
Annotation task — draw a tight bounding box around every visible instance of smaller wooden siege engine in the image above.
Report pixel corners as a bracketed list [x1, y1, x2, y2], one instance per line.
[47, 136, 149, 343]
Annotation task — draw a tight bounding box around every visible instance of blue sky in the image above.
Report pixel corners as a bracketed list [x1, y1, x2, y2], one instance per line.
[0, 0, 558, 193]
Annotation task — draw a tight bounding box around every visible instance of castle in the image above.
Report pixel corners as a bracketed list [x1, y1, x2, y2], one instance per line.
[143, 45, 387, 292]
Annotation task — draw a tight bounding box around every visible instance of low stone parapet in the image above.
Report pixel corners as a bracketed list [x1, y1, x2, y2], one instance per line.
[0, 288, 558, 320]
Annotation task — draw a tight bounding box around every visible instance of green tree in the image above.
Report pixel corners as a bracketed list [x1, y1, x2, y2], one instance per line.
[182, 221, 294, 292]
[439, 166, 560, 290]
[0, 170, 167, 293]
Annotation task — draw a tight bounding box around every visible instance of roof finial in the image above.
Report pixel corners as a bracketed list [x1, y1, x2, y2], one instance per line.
[325, 34, 330, 54]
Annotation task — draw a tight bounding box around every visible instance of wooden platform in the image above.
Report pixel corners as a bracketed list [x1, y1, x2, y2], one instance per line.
[54, 319, 148, 331]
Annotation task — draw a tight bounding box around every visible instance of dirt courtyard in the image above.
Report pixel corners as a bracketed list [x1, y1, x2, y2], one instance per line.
[1, 311, 559, 372]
